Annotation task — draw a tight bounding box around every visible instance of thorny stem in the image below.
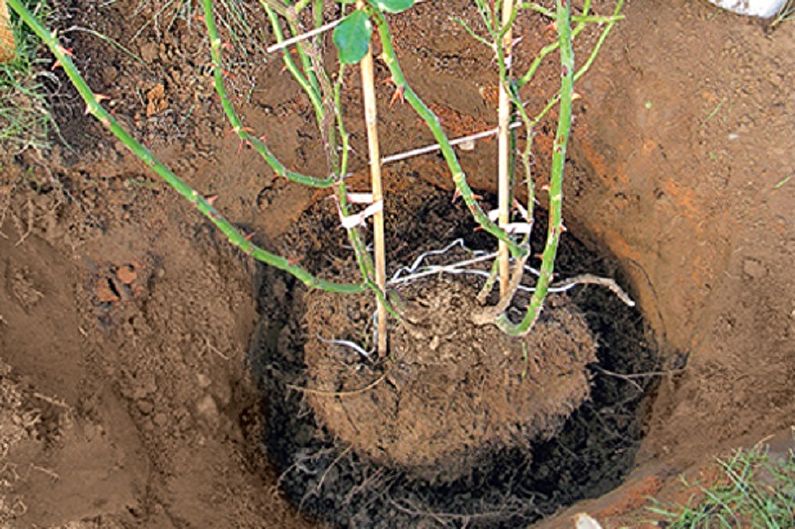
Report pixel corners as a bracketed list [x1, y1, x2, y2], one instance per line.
[496, 0, 623, 284]
[518, 0, 591, 88]
[262, 1, 339, 172]
[330, 63, 380, 292]
[525, 0, 624, 126]
[371, 8, 528, 259]
[261, 0, 393, 332]
[292, 7, 322, 96]
[496, 0, 573, 336]
[6, 0, 369, 294]
[260, 1, 324, 125]
[202, 0, 335, 188]
[258, 0, 391, 333]
[260, 0, 320, 98]
[257, 0, 391, 326]
[522, 1, 622, 24]
[259, 2, 366, 268]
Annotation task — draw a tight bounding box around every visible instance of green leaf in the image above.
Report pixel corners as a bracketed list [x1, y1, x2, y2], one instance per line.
[374, 0, 415, 14]
[332, 10, 371, 65]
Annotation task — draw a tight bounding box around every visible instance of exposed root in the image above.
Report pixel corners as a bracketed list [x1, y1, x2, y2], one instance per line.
[285, 372, 387, 398]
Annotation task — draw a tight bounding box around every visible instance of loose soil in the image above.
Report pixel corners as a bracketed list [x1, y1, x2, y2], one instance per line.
[304, 277, 596, 481]
[0, 0, 793, 528]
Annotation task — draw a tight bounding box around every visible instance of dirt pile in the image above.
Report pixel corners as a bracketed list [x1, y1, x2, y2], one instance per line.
[304, 278, 597, 480]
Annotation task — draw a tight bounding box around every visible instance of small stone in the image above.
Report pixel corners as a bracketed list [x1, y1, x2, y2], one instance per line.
[196, 394, 219, 425]
[136, 399, 154, 415]
[196, 373, 212, 389]
[153, 412, 169, 427]
[116, 264, 137, 285]
[95, 279, 119, 303]
[139, 372, 158, 395]
[214, 380, 232, 407]
[130, 372, 157, 399]
[146, 83, 168, 117]
[140, 42, 158, 63]
[743, 258, 767, 279]
[101, 65, 118, 85]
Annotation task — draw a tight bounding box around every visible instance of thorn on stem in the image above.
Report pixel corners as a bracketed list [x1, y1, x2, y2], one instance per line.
[389, 85, 405, 107]
[84, 94, 110, 115]
[51, 47, 74, 70]
[205, 194, 219, 206]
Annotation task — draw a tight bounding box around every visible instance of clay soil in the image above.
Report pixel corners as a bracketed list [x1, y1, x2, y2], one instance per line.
[1, 0, 794, 528]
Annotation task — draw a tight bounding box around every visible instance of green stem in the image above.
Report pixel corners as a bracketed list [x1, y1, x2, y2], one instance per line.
[261, 2, 387, 317]
[518, 0, 590, 88]
[261, 1, 323, 117]
[371, 9, 527, 258]
[202, 0, 334, 188]
[524, 0, 624, 126]
[521, 1, 621, 23]
[330, 63, 379, 289]
[289, 9, 322, 96]
[473, 0, 498, 35]
[294, 0, 313, 13]
[6, 0, 365, 294]
[497, 0, 573, 336]
[452, 16, 493, 49]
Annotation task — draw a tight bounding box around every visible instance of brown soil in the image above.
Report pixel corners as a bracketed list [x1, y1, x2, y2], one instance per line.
[0, 0, 793, 527]
[304, 278, 596, 480]
[255, 181, 654, 527]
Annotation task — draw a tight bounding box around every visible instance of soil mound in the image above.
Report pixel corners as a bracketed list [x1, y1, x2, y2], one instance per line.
[303, 277, 597, 480]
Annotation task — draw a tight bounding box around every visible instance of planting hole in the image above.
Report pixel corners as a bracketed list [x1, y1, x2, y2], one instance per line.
[251, 180, 659, 528]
